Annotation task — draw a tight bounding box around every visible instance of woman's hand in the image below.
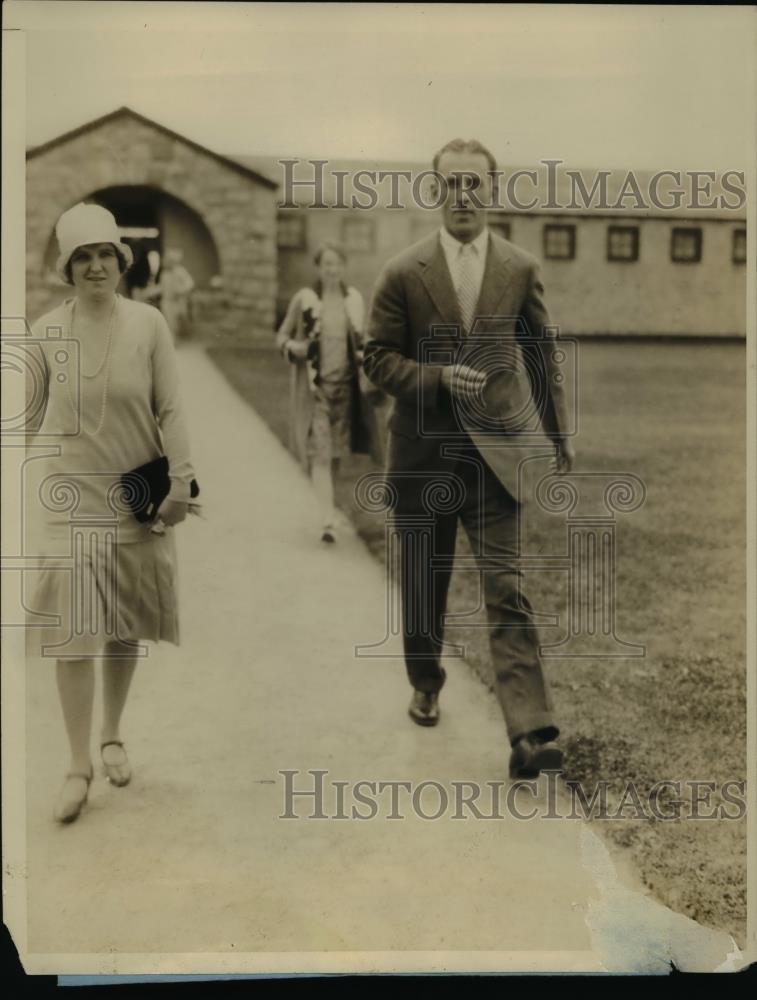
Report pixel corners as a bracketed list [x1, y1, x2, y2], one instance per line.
[285, 338, 310, 362]
[156, 498, 188, 526]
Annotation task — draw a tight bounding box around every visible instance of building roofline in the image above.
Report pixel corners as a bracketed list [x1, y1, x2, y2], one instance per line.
[26, 106, 279, 190]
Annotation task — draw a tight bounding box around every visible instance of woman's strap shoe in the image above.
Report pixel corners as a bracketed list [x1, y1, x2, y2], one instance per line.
[101, 741, 132, 787]
[53, 768, 93, 824]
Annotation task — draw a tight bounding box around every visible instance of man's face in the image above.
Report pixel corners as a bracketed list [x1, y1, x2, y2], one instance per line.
[435, 150, 493, 243]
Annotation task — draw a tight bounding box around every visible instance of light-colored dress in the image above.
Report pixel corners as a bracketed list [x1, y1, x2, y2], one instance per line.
[24, 295, 196, 659]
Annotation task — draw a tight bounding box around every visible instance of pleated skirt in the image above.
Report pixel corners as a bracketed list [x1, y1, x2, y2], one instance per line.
[25, 528, 179, 661]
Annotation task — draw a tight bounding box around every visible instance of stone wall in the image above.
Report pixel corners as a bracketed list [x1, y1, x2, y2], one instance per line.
[26, 112, 278, 345]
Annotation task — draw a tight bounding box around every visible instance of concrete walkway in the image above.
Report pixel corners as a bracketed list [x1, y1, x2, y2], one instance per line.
[20, 346, 741, 975]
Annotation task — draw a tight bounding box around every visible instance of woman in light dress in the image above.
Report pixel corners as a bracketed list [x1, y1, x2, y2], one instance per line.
[26, 203, 197, 823]
[275, 241, 384, 542]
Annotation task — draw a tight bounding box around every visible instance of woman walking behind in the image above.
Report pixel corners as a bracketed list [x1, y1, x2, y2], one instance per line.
[159, 247, 195, 342]
[26, 203, 197, 824]
[275, 242, 383, 543]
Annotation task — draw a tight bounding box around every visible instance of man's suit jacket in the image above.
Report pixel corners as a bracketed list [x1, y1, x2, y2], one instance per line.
[363, 229, 570, 509]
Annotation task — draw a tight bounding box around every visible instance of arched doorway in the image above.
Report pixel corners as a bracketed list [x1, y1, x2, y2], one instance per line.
[43, 185, 222, 296]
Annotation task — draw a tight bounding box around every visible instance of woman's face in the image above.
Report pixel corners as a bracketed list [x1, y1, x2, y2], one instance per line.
[317, 249, 346, 286]
[69, 242, 121, 299]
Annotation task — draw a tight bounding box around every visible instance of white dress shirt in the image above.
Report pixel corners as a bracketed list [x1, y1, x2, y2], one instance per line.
[439, 225, 489, 306]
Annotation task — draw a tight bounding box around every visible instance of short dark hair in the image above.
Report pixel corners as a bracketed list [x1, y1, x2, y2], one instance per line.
[432, 138, 498, 174]
[63, 243, 130, 285]
[313, 240, 347, 267]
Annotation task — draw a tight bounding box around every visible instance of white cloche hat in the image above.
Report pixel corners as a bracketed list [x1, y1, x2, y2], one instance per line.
[55, 202, 134, 284]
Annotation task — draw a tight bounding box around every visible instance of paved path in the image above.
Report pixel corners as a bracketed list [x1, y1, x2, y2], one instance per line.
[20, 346, 741, 975]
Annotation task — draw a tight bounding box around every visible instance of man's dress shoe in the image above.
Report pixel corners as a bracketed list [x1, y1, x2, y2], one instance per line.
[509, 733, 564, 779]
[408, 689, 440, 727]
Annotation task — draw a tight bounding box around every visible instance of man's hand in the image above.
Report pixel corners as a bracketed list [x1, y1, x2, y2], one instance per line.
[552, 439, 575, 474]
[440, 364, 487, 400]
[285, 338, 310, 361]
[156, 498, 188, 526]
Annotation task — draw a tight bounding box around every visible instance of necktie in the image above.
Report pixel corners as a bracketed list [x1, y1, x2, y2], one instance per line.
[456, 244, 478, 334]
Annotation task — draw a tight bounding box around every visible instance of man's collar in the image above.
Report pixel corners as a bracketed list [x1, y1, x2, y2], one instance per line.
[439, 225, 489, 255]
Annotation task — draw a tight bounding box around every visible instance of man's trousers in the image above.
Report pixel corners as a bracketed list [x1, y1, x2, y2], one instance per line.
[395, 440, 558, 746]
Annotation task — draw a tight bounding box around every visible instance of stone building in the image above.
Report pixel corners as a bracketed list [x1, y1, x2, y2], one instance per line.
[26, 107, 278, 344]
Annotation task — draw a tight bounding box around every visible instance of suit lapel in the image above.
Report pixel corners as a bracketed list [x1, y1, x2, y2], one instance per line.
[417, 231, 514, 333]
[474, 233, 514, 320]
[417, 234, 463, 329]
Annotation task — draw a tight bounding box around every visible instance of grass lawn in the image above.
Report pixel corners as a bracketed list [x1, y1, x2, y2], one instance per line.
[207, 338, 747, 945]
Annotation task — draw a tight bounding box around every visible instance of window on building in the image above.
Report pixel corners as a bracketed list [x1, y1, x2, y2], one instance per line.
[488, 217, 511, 241]
[671, 227, 702, 263]
[277, 211, 306, 250]
[607, 225, 639, 262]
[342, 217, 376, 253]
[732, 229, 746, 265]
[543, 224, 576, 260]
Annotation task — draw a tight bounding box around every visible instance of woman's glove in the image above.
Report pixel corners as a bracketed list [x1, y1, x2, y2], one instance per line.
[156, 497, 188, 526]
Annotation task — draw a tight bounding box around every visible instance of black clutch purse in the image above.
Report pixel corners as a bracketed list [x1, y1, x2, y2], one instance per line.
[120, 456, 200, 523]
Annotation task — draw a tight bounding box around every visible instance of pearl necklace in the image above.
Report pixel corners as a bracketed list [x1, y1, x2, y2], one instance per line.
[74, 296, 118, 378]
[66, 295, 119, 436]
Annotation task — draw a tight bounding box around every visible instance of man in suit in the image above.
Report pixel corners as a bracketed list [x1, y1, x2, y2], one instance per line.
[363, 138, 575, 778]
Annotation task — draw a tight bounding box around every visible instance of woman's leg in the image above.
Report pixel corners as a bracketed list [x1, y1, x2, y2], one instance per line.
[101, 639, 138, 745]
[99, 639, 138, 786]
[311, 459, 336, 527]
[56, 658, 95, 774]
